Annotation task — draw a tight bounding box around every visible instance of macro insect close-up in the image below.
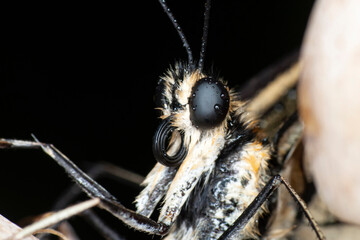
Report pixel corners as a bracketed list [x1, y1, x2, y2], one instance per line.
[1, 0, 360, 239]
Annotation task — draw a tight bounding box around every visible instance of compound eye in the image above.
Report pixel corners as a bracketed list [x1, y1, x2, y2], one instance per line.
[189, 77, 230, 129]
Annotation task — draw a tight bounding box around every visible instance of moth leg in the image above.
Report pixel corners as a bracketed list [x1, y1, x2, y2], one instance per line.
[0, 138, 44, 149]
[0, 138, 146, 239]
[30, 135, 169, 235]
[81, 209, 126, 240]
[0, 138, 144, 188]
[0, 138, 142, 185]
[53, 161, 144, 210]
[0, 136, 169, 235]
[218, 174, 325, 240]
[51, 162, 145, 240]
[0, 137, 144, 209]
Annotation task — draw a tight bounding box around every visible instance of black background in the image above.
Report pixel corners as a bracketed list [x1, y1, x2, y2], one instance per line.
[0, 0, 313, 239]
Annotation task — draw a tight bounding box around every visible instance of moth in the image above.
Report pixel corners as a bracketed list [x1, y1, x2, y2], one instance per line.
[0, 0, 324, 239]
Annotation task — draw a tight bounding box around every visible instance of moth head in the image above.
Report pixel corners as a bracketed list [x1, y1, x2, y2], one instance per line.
[152, 63, 232, 167]
[136, 0, 249, 226]
[136, 62, 247, 224]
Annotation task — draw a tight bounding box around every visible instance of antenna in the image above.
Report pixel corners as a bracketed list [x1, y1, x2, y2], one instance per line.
[159, 0, 194, 67]
[198, 0, 211, 72]
[158, 0, 212, 72]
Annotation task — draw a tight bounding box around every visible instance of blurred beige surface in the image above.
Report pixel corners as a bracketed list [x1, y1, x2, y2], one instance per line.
[299, 0, 360, 225]
[0, 214, 38, 240]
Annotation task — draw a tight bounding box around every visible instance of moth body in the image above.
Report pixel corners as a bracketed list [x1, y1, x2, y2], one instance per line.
[136, 63, 272, 239]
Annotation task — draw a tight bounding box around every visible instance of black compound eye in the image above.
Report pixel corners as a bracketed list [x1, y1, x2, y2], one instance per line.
[189, 77, 230, 129]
